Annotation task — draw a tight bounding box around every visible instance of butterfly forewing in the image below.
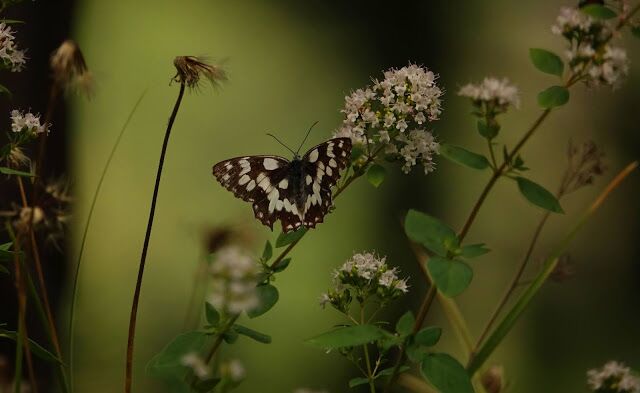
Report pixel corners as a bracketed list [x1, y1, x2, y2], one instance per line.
[212, 137, 352, 233]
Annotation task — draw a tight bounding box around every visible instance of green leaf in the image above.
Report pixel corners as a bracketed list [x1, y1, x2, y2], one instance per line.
[349, 377, 370, 388]
[272, 257, 291, 273]
[632, 26, 640, 38]
[404, 210, 458, 257]
[515, 177, 564, 213]
[146, 331, 208, 379]
[414, 327, 442, 347]
[306, 324, 386, 349]
[0, 330, 62, 364]
[366, 163, 386, 187]
[0, 265, 9, 275]
[0, 19, 25, 24]
[247, 284, 279, 318]
[459, 244, 490, 259]
[0, 167, 34, 177]
[261, 240, 272, 262]
[378, 365, 411, 376]
[396, 311, 415, 337]
[232, 324, 272, 344]
[529, 48, 564, 77]
[222, 330, 238, 344]
[204, 302, 220, 326]
[192, 377, 221, 392]
[537, 86, 569, 108]
[351, 144, 365, 163]
[581, 4, 617, 19]
[0, 243, 12, 262]
[440, 144, 490, 170]
[275, 228, 307, 248]
[421, 353, 474, 393]
[477, 120, 500, 140]
[427, 257, 473, 297]
[0, 84, 11, 98]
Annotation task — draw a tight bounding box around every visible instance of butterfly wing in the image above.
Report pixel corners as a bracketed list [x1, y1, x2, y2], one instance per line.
[300, 137, 352, 228]
[212, 155, 290, 229]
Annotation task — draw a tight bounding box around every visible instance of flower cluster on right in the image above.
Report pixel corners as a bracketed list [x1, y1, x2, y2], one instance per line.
[587, 361, 640, 393]
[552, 6, 629, 87]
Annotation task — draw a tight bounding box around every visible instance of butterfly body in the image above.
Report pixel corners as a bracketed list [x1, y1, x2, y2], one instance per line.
[213, 138, 352, 233]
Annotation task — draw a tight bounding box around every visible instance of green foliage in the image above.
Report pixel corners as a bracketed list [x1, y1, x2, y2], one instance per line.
[421, 353, 474, 393]
[261, 240, 272, 262]
[458, 243, 490, 258]
[395, 311, 415, 337]
[306, 325, 387, 349]
[247, 284, 279, 318]
[0, 242, 13, 261]
[0, 166, 34, 177]
[192, 377, 221, 393]
[275, 228, 307, 248]
[366, 163, 386, 187]
[146, 331, 208, 379]
[0, 84, 11, 97]
[351, 144, 365, 163]
[581, 4, 617, 19]
[632, 26, 640, 38]
[205, 303, 220, 327]
[0, 265, 8, 275]
[0, 330, 62, 364]
[404, 210, 459, 257]
[537, 86, 570, 108]
[440, 144, 490, 170]
[529, 48, 564, 77]
[477, 120, 500, 140]
[427, 257, 473, 297]
[515, 177, 564, 213]
[414, 327, 442, 347]
[271, 257, 291, 273]
[348, 377, 370, 388]
[232, 324, 272, 344]
[222, 330, 239, 344]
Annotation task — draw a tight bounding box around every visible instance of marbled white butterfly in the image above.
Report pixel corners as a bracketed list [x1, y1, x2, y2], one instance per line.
[212, 136, 352, 233]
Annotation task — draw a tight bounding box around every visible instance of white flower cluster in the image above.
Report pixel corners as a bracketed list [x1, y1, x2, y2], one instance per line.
[587, 361, 640, 393]
[180, 352, 210, 379]
[208, 246, 260, 315]
[551, 6, 629, 87]
[0, 23, 26, 72]
[333, 64, 443, 174]
[10, 110, 49, 135]
[320, 252, 409, 310]
[458, 77, 520, 112]
[220, 359, 245, 381]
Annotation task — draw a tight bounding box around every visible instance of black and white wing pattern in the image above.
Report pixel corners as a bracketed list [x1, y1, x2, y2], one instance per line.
[213, 155, 290, 229]
[299, 137, 351, 230]
[212, 137, 352, 233]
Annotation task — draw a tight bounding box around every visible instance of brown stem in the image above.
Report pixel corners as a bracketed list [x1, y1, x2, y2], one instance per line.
[125, 83, 186, 393]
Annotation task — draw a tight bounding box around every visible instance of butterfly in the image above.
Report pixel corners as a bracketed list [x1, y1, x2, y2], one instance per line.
[212, 137, 352, 233]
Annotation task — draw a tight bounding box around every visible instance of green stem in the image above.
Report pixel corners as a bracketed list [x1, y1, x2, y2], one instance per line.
[467, 162, 638, 374]
[125, 83, 185, 393]
[69, 90, 146, 390]
[204, 315, 240, 363]
[360, 305, 376, 393]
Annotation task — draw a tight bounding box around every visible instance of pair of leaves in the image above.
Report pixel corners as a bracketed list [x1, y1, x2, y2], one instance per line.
[440, 144, 490, 170]
[261, 240, 292, 273]
[205, 303, 272, 344]
[528, 49, 570, 108]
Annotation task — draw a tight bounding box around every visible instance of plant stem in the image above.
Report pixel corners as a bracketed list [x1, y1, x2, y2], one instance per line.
[205, 315, 239, 363]
[467, 161, 638, 374]
[125, 83, 185, 393]
[359, 304, 376, 393]
[69, 91, 146, 389]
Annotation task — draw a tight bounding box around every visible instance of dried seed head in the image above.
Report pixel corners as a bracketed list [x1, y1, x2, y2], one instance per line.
[550, 254, 576, 283]
[15, 206, 45, 232]
[480, 365, 504, 393]
[50, 40, 92, 96]
[173, 56, 227, 89]
[561, 139, 607, 195]
[5, 145, 30, 168]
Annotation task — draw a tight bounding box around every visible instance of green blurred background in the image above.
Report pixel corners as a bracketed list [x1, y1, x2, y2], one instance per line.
[65, 1, 639, 392]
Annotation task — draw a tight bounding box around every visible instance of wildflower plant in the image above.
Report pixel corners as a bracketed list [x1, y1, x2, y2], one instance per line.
[1, 2, 640, 393]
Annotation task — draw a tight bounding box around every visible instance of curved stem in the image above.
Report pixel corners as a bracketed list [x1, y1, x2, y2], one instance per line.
[125, 83, 185, 393]
[69, 91, 146, 388]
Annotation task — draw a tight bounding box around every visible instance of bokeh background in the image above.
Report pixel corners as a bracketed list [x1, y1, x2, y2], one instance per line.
[5, 0, 640, 392]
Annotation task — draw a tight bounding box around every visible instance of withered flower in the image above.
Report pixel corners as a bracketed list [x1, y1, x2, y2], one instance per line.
[560, 139, 606, 195]
[172, 56, 227, 89]
[50, 39, 92, 96]
[480, 365, 504, 393]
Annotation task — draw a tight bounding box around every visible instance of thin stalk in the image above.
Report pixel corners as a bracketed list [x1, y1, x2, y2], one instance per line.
[204, 315, 239, 363]
[125, 83, 185, 393]
[467, 162, 638, 374]
[360, 305, 376, 393]
[69, 91, 147, 388]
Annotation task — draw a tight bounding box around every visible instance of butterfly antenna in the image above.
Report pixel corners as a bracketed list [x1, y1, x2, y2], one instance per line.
[295, 121, 319, 155]
[266, 133, 296, 156]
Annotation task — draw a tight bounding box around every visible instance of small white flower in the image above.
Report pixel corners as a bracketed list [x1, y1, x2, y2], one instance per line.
[208, 246, 260, 314]
[226, 359, 245, 381]
[458, 77, 520, 110]
[394, 279, 409, 293]
[0, 23, 27, 72]
[378, 269, 397, 288]
[318, 293, 330, 308]
[587, 360, 640, 392]
[10, 110, 50, 135]
[181, 352, 210, 379]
